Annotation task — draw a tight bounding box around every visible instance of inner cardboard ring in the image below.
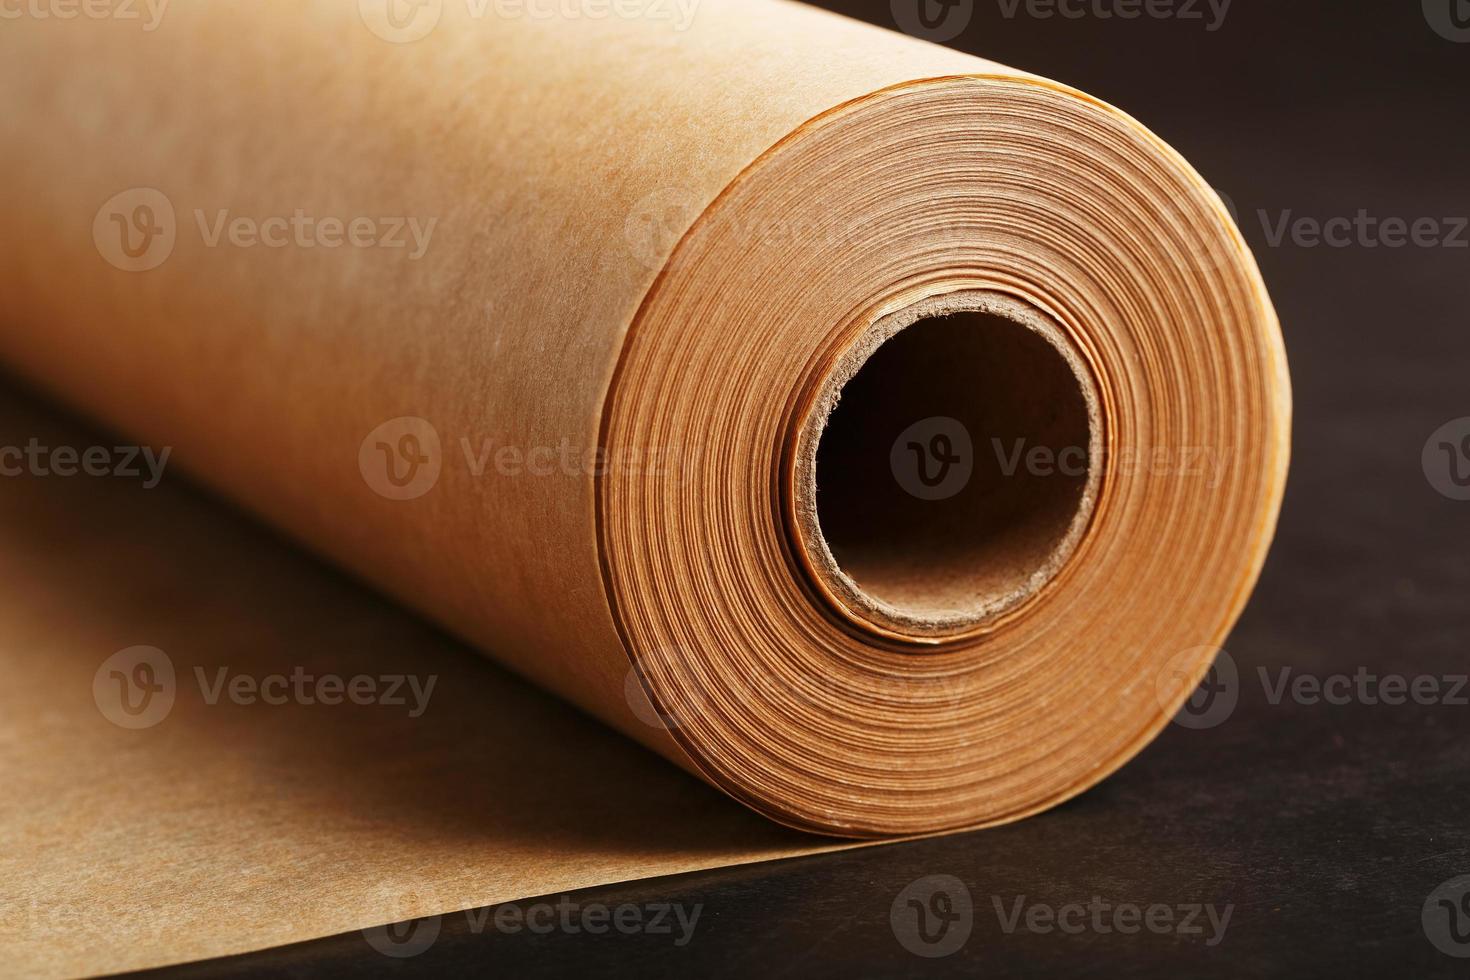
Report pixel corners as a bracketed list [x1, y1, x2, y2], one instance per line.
[792, 292, 1102, 641]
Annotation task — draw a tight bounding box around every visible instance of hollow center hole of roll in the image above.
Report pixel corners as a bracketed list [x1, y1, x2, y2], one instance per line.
[813, 309, 1094, 629]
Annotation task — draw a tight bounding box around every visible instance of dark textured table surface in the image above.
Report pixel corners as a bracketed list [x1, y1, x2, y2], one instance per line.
[125, 0, 1469, 975]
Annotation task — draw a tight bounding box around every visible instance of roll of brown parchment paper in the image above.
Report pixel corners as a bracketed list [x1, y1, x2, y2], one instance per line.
[0, 0, 1288, 846]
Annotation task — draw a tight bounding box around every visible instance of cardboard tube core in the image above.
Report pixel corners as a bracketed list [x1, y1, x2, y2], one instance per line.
[794, 291, 1102, 641]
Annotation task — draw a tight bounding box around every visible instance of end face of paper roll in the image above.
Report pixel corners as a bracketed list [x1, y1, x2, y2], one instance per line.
[600, 74, 1289, 837]
[789, 290, 1103, 644]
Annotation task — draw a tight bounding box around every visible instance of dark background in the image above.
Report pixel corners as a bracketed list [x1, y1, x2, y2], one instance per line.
[133, 0, 1469, 975]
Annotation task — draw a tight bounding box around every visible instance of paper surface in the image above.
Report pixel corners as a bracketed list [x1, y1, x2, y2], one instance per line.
[0, 0, 1288, 974]
[0, 386, 831, 977]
